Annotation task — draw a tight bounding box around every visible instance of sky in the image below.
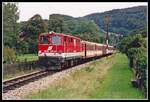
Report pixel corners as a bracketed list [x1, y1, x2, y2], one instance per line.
[18, 2, 148, 22]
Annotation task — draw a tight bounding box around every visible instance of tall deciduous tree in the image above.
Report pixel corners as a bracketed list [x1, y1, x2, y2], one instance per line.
[20, 14, 48, 53]
[3, 3, 19, 48]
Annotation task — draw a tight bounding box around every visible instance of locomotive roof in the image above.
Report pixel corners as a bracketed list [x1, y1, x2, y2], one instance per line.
[40, 32, 80, 40]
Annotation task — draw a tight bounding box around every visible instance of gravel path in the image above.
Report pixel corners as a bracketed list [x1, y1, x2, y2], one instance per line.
[2, 61, 95, 100]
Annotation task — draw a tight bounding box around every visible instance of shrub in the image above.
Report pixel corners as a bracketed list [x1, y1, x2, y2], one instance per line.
[3, 47, 17, 64]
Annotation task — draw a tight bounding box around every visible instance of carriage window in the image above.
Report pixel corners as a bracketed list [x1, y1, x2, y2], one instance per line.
[74, 39, 76, 46]
[68, 37, 72, 44]
[71, 38, 73, 43]
[52, 35, 61, 45]
[76, 39, 80, 45]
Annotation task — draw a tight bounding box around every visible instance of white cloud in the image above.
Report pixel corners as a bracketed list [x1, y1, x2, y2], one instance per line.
[18, 2, 148, 22]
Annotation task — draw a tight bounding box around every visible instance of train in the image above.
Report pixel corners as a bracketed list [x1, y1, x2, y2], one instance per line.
[38, 31, 115, 70]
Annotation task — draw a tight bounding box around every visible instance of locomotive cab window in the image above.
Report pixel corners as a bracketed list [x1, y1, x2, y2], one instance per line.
[52, 35, 61, 45]
[40, 36, 49, 44]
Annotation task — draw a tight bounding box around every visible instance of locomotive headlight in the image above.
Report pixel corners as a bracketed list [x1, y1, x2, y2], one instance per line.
[39, 50, 42, 54]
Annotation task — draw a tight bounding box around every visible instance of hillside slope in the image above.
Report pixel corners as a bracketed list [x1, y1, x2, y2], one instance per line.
[84, 6, 147, 35]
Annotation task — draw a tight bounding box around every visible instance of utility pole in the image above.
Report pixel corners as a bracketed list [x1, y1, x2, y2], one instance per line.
[104, 15, 110, 47]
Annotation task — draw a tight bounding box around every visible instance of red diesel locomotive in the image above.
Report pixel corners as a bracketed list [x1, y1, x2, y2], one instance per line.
[38, 31, 114, 70]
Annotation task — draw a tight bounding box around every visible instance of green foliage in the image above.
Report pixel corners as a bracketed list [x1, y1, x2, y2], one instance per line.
[48, 14, 71, 33]
[22, 14, 48, 37]
[16, 54, 38, 62]
[129, 25, 147, 37]
[3, 47, 17, 64]
[3, 3, 19, 48]
[117, 27, 147, 96]
[16, 40, 29, 54]
[72, 18, 104, 43]
[84, 6, 147, 35]
[118, 33, 147, 56]
[48, 14, 104, 43]
[137, 55, 147, 71]
[20, 14, 48, 53]
[137, 54, 147, 91]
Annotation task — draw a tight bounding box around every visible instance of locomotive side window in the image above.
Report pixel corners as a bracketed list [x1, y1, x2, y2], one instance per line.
[64, 36, 67, 43]
[52, 35, 61, 45]
[71, 38, 73, 44]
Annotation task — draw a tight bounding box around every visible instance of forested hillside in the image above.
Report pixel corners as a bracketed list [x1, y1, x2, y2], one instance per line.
[84, 6, 147, 35]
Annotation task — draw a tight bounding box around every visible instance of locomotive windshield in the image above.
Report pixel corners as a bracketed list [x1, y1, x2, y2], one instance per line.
[40, 35, 61, 45]
[52, 35, 61, 45]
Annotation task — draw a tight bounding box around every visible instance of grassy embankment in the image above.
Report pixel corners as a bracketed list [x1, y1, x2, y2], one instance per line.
[25, 53, 145, 99]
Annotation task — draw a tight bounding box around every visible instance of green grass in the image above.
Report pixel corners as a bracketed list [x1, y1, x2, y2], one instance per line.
[16, 54, 38, 62]
[25, 53, 145, 99]
[91, 53, 145, 99]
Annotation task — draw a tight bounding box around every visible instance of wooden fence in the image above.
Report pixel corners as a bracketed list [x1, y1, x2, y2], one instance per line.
[3, 60, 40, 75]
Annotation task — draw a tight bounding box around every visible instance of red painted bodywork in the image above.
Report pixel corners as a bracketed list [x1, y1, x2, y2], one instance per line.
[38, 32, 81, 53]
[38, 32, 114, 58]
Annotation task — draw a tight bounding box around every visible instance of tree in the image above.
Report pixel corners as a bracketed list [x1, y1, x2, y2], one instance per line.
[3, 3, 19, 48]
[3, 47, 17, 64]
[48, 14, 70, 33]
[20, 14, 48, 53]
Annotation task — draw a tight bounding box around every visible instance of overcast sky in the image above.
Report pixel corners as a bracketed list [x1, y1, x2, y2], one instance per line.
[18, 2, 148, 22]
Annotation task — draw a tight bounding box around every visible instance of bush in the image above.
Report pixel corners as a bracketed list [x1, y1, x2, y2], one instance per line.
[3, 47, 17, 64]
[137, 55, 147, 91]
[117, 28, 147, 97]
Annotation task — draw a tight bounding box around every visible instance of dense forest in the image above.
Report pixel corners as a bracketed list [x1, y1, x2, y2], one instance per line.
[84, 6, 147, 35]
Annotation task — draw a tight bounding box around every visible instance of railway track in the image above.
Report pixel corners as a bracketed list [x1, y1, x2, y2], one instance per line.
[2, 70, 56, 93]
[3, 53, 113, 93]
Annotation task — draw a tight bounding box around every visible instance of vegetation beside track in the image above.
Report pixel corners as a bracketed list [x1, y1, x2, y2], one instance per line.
[25, 53, 145, 99]
[16, 54, 38, 62]
[3, 54, 39, 80]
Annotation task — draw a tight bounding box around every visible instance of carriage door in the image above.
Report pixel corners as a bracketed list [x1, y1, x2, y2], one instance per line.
[64, 36, 67, 53]
[85, 43, 86, 57]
